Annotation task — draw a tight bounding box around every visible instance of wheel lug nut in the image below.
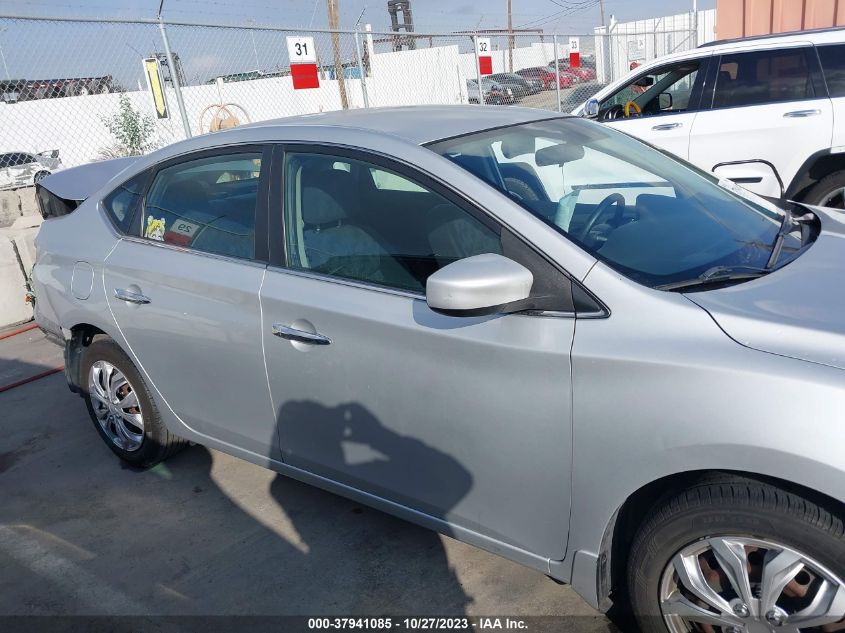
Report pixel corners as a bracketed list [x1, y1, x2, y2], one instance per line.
[732, 603, 750, 618]
[766, 609, 786, 626]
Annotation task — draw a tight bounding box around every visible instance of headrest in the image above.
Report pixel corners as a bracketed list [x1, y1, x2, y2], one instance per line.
[301, 169, 355, 225]
[635, 193, 678, 220]
[500, 135, 535, 159]
[158, 178, 208, 211]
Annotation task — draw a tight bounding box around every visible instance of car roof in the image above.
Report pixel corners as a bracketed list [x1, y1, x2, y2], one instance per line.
[699, 25, 845, 50]
[242, 106, 568, 145]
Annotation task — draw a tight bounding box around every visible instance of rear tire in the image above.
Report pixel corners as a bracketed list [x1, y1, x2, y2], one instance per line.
[81, 337, 186, 468]
[627, 475, 845, 632]
[33, 170, 50, 184]
[803, 170, 845, 209]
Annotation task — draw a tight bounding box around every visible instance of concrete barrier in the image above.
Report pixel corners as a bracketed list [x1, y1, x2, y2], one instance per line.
[0, 237, 32, 328]
[0, 187, 40, 228]
[0, 195, 41, 327]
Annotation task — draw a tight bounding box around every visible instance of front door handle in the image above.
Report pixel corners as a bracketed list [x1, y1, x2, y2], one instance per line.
[272, 324, 331, 346]
[652, 122, 682, 131]
[114, 288, 151, 304]
[783, 109, 821, 118]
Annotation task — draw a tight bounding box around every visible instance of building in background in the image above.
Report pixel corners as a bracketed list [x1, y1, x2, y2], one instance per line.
[716, 0, 845, 39]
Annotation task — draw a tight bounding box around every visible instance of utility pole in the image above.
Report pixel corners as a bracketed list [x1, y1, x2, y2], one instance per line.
[599, 0, 606, 26]
[507, 0, 513, 73]
[327, 0, 349, 109]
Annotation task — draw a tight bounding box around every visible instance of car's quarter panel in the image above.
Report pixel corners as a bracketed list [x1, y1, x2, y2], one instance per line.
[562, 261, 845, 604]
[32, 199, 122, 343]
[103, 241, 276, 458]
[261, 270, 575, 559]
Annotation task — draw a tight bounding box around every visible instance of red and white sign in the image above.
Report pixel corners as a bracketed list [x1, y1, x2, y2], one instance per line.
[476, 37, 492, 75]
[164, 219, 201, 246]
[287, 36, 319, 89]
[569, 37, 580, 69]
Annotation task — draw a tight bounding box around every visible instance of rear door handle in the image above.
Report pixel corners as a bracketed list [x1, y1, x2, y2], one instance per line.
[783, 109, 821, 118]
[272, 324, 331, 346]
[651, 122, 682, 131]
[114, 288, 151, 304]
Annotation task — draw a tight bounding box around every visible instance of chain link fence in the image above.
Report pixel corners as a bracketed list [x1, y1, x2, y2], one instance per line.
[0, 14, 704, 184]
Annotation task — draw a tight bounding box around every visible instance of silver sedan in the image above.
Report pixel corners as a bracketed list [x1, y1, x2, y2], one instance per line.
[32, 106, 845, 632]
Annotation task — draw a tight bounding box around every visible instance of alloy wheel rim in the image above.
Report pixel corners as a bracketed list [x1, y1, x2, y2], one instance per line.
[88, 360, 144, 452]
[820, 187, 845, 209]
[659, 536, 845, 632]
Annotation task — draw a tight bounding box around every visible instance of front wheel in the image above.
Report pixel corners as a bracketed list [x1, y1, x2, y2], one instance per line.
[628, 476, 845, 632]
[803, 170, 845, 209]
[82, 337, 186, 468]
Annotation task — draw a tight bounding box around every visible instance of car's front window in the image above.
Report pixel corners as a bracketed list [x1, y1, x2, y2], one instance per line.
[600, 61, 701, 118]
[429, 118, 804, 289]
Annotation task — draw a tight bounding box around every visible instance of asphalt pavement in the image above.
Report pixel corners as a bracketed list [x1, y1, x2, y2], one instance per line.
[0, 327, 619, 631]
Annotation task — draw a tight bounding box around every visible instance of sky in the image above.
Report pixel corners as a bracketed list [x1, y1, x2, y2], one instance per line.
[0, 0, 714, 87]
[0, 0, 714, 33]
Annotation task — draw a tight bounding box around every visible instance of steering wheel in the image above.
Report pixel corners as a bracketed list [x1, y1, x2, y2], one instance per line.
[577, 193, 626, 241]
[623, 100, 642, 117]
[601, 104, 625, 121]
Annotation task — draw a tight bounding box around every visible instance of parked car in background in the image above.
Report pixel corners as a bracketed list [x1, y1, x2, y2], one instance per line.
[488, 72, 541, 98]
[0, 150, 62, 190]
[549, 59, 597, 82]
[32, 106, 845, 632]
[467, 78, 515, 104]
[516, 66, 576, 90]
[575, 26, 845, 208]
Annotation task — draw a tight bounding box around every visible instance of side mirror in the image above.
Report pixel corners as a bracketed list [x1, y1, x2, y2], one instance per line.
[658, 92, 673, 110]
[583, 98, 600, 118]
[426, 253, 533, 317]
[634, 76, 654, 88]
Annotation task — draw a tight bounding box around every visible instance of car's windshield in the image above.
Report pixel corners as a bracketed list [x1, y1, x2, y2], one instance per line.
[428, 117, 804, 289]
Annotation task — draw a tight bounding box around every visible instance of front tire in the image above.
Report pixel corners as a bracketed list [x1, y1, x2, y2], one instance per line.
[628, 475, 845, 632]
[803, 170, 845, 209]
[82, 337, 186, 468]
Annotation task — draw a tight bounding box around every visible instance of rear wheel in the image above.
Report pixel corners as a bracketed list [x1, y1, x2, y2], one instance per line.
[82, 337, 186, 468]
[628, 476, 845, 632]
[803, 170, 845, 209]
[33, 170, 50, 183]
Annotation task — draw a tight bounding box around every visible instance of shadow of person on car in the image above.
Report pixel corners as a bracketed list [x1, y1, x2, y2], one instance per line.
[269, 399, 473, 615]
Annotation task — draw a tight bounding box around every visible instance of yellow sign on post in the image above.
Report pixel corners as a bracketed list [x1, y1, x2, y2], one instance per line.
[143, 57, 169, 119]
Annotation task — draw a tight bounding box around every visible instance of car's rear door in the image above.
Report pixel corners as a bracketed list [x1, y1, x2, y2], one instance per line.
[103, 146, 278, 458]
[260, 145, 576, 560]
[688, 44, 832, 198]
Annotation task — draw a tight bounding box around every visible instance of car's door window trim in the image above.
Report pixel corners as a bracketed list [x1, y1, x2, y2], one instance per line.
[267, 141, 608, 318]
[121, 143, 273, 264]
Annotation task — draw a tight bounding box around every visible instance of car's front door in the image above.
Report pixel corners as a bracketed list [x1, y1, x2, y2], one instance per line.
[260, 147, 575, 559]
[600, 56, 710, 160]
[103, 147, 278, 458]
[688, 44, 833, 199]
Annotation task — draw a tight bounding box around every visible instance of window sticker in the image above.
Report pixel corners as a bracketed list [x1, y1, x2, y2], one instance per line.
[164, 219, 201, 246]
[145, 216, 166, 241]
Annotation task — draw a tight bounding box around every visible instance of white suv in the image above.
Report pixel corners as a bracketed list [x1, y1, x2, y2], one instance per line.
[577, 27, 845, 208]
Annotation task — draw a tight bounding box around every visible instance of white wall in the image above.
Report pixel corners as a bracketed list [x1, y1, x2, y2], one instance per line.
[594, 9, 717, 83]
[0, 43, 477, 169]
